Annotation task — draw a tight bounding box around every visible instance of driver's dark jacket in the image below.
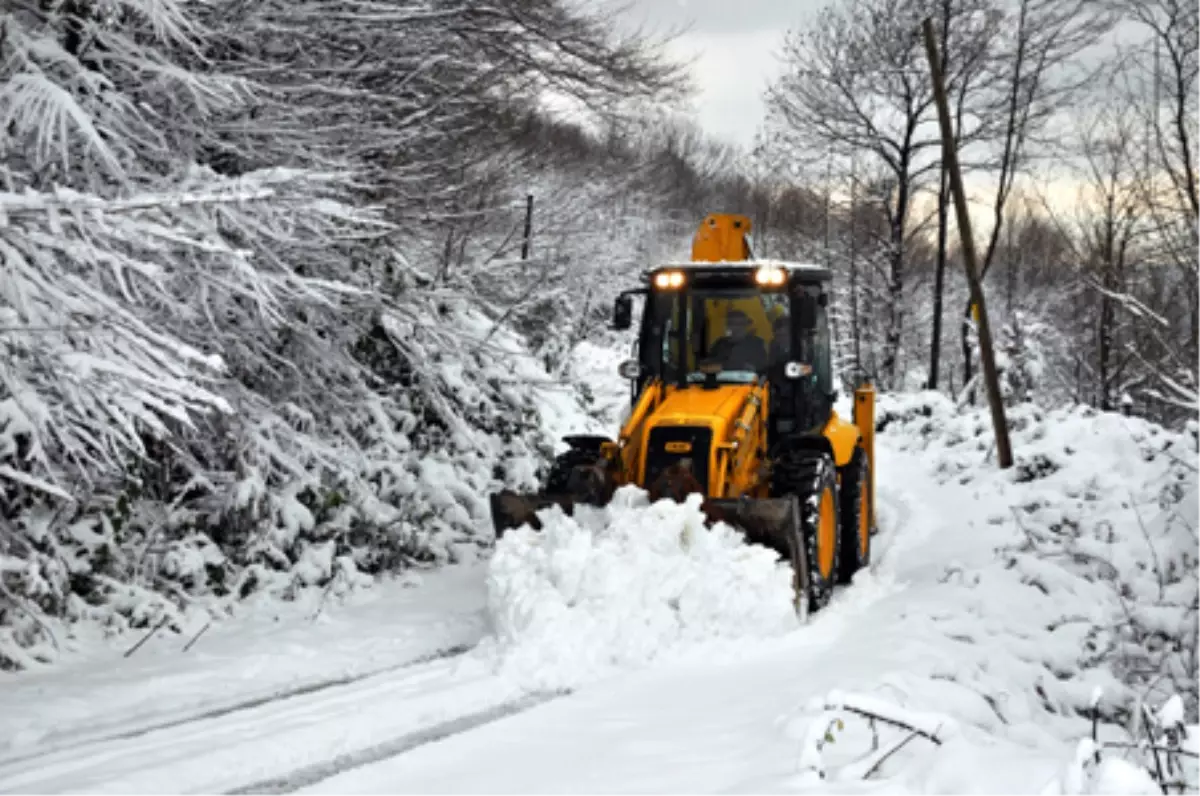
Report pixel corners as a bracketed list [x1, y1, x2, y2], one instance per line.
[709, 335, 768, 371]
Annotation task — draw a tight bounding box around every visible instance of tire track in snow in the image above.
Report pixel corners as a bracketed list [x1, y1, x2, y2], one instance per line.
[869, 444, 935, 572]
[227, 690, 568, 794]
[0, 643, 475, 773]
[0, 650, 513, 793]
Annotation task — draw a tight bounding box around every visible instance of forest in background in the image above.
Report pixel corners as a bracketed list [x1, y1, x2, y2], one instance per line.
[0, 0, 1194, 669]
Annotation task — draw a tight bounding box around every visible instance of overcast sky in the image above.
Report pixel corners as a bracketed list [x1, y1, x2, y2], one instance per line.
[617, 0, 821, 149]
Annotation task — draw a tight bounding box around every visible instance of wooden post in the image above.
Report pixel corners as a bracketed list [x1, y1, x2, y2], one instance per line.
[520, 193, 534, 260]
[849, 156, 861, 378]
[921, 18, 1014, 469]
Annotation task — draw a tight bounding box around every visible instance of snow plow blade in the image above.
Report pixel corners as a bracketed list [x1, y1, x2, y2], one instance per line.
[490, 490, 582, 538]
[707, 495, 810, 617]
[703, 496, 804, 564]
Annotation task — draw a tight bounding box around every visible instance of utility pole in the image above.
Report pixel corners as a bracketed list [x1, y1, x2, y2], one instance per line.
[823, 143, 832, 268]
[921, 18, 1013, 469]
[849, 155, 861, 379]
[520, 194, 534, 261]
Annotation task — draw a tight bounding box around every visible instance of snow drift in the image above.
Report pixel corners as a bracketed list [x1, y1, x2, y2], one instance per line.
[876, 390, 1198, 727]
[480, 485, 799, 690]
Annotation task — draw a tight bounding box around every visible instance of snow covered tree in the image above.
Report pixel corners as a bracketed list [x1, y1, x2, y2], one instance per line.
[764, 0, 1006, 390]
[0, 0, 381, 493]
[0, 0, 702, 668]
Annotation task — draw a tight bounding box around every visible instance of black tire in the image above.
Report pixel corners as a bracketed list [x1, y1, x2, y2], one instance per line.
[836, 447, 871, 584]
[544, 446, 602, 494]
[771, 448, 840, 614]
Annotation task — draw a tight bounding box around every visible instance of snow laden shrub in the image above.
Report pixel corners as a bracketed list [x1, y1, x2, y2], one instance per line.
[997, 310, 1055, 407]
[0, 294, 560, 669]
[0, 0, 368, 666]
[479, 486, 799, 691]
[875, 393, 1199, 726]
[1053, 691, 1198, 794]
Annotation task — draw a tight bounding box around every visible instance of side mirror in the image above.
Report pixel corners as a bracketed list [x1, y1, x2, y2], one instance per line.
[796, 294, 819, 331]
[612, 294, 633, 331]
[617, 359, 641, 380]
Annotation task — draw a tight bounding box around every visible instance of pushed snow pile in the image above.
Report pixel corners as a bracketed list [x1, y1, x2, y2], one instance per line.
[481, 485, 799, 690]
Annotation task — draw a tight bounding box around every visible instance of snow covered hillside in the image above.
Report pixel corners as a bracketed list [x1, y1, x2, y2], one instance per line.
[1, 370, 1194, 794]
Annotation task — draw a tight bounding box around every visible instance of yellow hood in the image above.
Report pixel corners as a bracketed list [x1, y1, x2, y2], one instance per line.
[651, 384, 754, 431]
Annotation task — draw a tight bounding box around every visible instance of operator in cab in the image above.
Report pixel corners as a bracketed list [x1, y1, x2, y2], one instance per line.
[769, 313, 791, 364]
[709, 309, 768, 372]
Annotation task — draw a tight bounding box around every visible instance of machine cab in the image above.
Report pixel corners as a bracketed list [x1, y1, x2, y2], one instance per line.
[613, 260, 836, 438]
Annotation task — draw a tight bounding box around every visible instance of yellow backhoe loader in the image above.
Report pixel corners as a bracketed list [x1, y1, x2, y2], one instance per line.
[490, 213, 878, 614]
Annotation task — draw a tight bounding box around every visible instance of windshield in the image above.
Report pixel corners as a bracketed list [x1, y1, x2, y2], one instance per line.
[650, 287, 791, 385]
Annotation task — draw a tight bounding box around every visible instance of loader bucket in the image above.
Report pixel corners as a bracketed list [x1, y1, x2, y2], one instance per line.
[704, 496, 809, 612]
[489, 490, 581, 538]
[492, 491, 805, 561]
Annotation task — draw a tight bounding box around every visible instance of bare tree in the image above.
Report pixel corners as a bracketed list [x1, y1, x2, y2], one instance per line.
[957, 0, 1115, 397]
[765, 0, 1001, 389]
[1119, 0, 1198, 368]
[190, 0, 687, 234]
[928, 0, 1004, 390]
[1072, 94, 1147, 410]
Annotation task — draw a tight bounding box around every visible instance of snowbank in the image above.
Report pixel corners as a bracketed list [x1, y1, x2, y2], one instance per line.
[777, 392, 1199, 792]
[877, 392, 1197, 727]
[479, 485, 799, 691]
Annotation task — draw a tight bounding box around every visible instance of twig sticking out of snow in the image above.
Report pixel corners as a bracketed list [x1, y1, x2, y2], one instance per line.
[861, 731, 923, 780]
[309, 567, 345, 622]
[123, 615, 170, 659]
[1072, 691, 1197, 794]
[182, 619, 211, 653]
[797, 692, 951, 784]
[1102, 742, 1198, 760]
[825, 694, 946, 746]
[797, 714, 844, 780]
[1141, 703, 1170, 794]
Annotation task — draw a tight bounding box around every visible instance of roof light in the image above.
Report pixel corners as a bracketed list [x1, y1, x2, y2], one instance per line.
[755, 266, 787, 286]
[654, 270, 686, 289]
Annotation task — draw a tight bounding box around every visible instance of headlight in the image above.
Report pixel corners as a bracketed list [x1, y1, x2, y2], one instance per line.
[653, 270, 686, 289]
[784, 361, 812, 379]
[755, 267, 787, 286]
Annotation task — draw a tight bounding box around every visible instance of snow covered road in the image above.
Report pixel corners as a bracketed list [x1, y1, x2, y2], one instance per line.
[1, 648, 529, 794]
[0, 443, 972, 794]
[0, 566, 501, 793]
